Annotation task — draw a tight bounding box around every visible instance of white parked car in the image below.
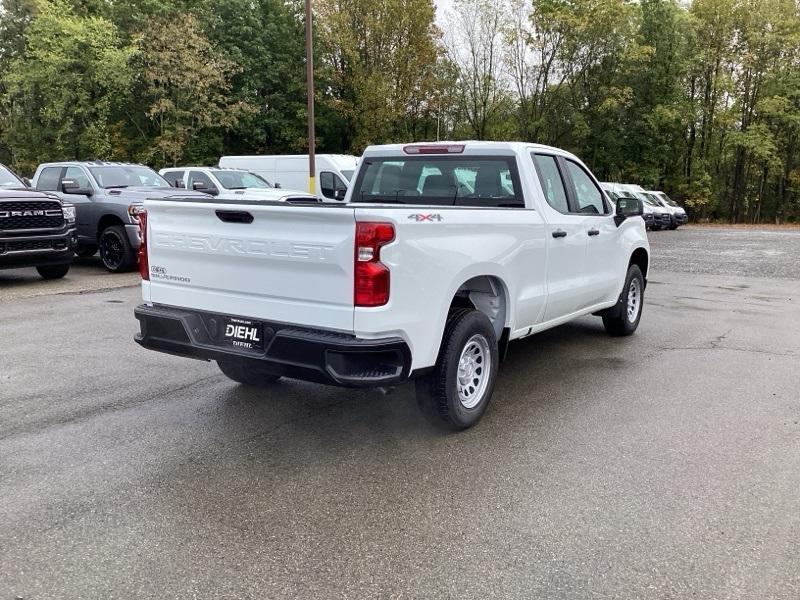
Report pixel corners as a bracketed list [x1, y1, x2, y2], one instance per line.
[159, 167, 317, 203]
[135, 142, 649, 430]
[647, 191, 687, 229]
[600, 182, 645, 195]
[218, 154, 358, 202]
[631, 192, 672, 230]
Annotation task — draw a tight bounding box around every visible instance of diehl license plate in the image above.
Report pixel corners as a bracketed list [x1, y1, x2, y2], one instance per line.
[221, 317, 264, 351]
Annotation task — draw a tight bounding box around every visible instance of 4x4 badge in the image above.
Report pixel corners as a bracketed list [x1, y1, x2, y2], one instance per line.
[408, 213, 443, 222]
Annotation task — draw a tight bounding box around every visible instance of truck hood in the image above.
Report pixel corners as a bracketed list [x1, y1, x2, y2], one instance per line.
[107, 187, 210, 201]
[222, 188, 315, 202]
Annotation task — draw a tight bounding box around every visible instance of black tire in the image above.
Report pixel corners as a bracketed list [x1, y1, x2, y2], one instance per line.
[75, 244, 98, 258]
[602, 264, 644, 336]
[36, 264, 70, 280]
[99, 225, 136, 272]
[415, 308, 499, 431]
[217, 360, 281, 386]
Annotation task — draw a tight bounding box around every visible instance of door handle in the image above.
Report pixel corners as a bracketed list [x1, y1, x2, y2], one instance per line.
[551, 229, 567, 238]
[216, 210, 254, 224]
[587, 228, 600, 236]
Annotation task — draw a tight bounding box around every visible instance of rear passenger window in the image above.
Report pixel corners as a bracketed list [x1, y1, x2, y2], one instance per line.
[163, 170, 185, 188]
[64, 166, 91, 189]
[36, 167, 63, 191]
[532, 154, 569, 213]
[565, 161, 608, 215]
[352, 156, 523, 207]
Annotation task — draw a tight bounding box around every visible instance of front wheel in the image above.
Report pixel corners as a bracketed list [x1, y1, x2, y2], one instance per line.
[36, 264, 70, 280]
[415, 309, 499, 430]
[602, 264, 644, 336]
[99, 225, 136, 273]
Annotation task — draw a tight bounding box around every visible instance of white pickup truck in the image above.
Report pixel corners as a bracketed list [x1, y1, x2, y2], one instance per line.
[134, 142, 649, 430]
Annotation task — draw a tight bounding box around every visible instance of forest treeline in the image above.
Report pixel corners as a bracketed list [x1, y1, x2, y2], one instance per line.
[0, 0, 798, 222]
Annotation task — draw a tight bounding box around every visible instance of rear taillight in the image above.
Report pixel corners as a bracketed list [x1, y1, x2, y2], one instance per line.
[138, 209, 149, 280]
[355, 222, 394, 307]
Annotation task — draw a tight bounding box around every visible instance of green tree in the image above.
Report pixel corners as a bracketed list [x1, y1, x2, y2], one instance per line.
[204, 0, 308, 153]
[0, 0, 136, 172]
[316, 0, 441, 151]
[135, 11, 251, 166]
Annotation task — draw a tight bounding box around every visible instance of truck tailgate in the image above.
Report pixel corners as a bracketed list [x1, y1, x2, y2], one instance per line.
[143, 200, 356, 332]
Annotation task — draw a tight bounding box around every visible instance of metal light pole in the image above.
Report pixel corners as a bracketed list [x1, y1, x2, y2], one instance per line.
[305, 0, 316, 195]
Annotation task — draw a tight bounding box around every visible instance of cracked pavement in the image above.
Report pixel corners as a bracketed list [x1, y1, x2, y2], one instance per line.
[1, 226, 799, 599]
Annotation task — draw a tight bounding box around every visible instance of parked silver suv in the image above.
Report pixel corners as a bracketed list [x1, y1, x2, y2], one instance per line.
[32, 161, 208, 272]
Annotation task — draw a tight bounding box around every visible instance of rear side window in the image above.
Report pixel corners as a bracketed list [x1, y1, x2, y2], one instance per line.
[64, 166, 91, 189]
[351, 156, 523, 207]
[188, 171, 217, 193]
[564, 160, 608, 215]
[36, 167, 63, 191]
[320, 171, 347, 199]
[532, 154, 569, 213]
[163, 170, 185, 187]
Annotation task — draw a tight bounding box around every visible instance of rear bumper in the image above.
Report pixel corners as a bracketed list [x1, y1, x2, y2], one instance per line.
[0, 226, 77, 269]
[134, 304, 412, 387]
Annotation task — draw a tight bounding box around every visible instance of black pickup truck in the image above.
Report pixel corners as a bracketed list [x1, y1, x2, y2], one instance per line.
[0, 164, 77, 279]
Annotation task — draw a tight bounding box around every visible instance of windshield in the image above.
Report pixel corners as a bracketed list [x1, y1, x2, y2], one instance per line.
[212, 170, 272, 189]
[656, 192, 679, 207]
[635, 192, 662, 208]
[89, 165, 170, 189]
[341, 169, 355, 181]
[352, 156, 523, 207]
[0, 164, 25, 189]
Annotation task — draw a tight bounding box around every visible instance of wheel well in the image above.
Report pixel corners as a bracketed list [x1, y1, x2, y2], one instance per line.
[97, 214, 125, 240]
[449, 275, 508, 340]
[629, 248, 649, 281]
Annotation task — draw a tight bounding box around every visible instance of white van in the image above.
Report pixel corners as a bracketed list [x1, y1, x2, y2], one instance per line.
[218, 154, 358, 202]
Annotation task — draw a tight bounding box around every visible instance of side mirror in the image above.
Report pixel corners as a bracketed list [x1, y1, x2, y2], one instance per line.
[274, 182, 281, 188]
[615, 196, 643, 224]
[334, 188, 347, 201]
[61, 179, 93, 196]
[192, 180, 207, 191]
[175, 180, 185, 188]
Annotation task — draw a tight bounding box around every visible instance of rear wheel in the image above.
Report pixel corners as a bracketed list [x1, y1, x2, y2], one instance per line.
[415, 309, 498, 430]
[99, 225, 136, 272]
[217, 360, 281, 386]
[602, 264, 644, 336]
[36, 264, 70, 280]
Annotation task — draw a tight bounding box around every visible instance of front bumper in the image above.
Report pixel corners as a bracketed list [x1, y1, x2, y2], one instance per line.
[134, 304, 412, 387]
[673, 213, 688, 225]
[652, 214, 672, 229]
[125, 223, 141, 249]
[0, 226, 77, 269]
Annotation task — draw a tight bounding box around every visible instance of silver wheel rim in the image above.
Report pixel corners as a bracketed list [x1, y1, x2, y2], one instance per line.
[457, 334, 491, 409]
[627, 278, 641, 323]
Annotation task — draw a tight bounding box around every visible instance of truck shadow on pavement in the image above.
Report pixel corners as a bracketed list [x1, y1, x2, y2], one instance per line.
[207, 317, 631, 450]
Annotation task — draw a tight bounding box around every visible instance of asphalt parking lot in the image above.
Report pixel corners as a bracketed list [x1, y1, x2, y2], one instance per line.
[1, 226, 799, 599]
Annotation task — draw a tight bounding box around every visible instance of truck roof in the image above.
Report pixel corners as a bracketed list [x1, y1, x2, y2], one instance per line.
[35, 160, 152, 170]
[361, 141, 577, 160]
